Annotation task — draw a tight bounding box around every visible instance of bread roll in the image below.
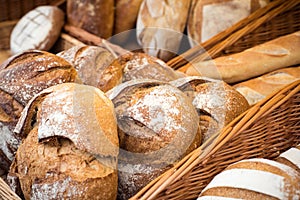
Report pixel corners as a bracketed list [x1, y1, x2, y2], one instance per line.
[9, 83, 119, 199]
[198, 158, 300, 199]
[171, 76, 249, 142]
[10, 6, 64, 55]
[108, 52, 184, 84]
[114, 0, 143, 34]
[234, 66, 300, 106]
[0, 50, 77, 178]
[136, 0, 191, 61]
[186, 31, 300, 83]
[188, 0, 269, 46]
[57, 45, 115, 91]
[107, 79, 200, 199]
[67, 0, 114, 39]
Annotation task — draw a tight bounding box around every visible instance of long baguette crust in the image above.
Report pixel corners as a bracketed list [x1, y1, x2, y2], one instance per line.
[186, 31, 300, 83]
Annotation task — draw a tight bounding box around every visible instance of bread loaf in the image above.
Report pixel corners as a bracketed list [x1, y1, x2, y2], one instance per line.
[109, 52, 184, 84]
[9, 83, 119, 199]
[198, 158, 300, 199]
[107, 79, 200, 199]
[114, 0, 143, 35]
[234, 66, 300, 106]
[0, 50, 77, 178]
[186, 31, 300, 83]
[188, 0, 269, 46]
[67, 0, 114, 39]
[10, 6, 64, 55]
[57, 45, 115, 91]
[171, 76, 249, 143]
[136, 0, 191, 61]
[275, 144, 300, 174]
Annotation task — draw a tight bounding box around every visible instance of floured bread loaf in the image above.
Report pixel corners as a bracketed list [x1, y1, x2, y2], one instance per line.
[57, 45, 115, 91]
[136, 0, 192, 61]
[198, 158, 300, 199]
[275, 144, 300, 174]
[234, 66, 300, 106]
[171, 76, 249, 143]
[10, 6, 64, 55]
[107, 79, 200, 199]
[0, 50, 77, 178]
[67, 0, 114, 39]
[188, 0, 269, 46]
[9, 83, 119, 200]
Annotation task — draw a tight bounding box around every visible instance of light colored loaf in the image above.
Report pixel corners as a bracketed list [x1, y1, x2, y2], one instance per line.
[234, 66, 300, 105]
[136, 0, 191, 61]
[198, 158, 300, 199]
[188, 0, 269, 46]
[186, 31, 300, 83]
[10, 6, 64, 55]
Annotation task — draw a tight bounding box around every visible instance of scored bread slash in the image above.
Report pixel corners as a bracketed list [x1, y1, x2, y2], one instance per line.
[10, 6, 65, 55]
[10, 83, 119, 199]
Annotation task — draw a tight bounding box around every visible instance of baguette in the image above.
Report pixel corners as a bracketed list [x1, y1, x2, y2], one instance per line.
[186, 31, 300, 83]
[234, 66, 300, 106]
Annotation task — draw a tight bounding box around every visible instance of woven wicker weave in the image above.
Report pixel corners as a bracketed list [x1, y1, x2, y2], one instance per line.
[132, 79, 300, 200]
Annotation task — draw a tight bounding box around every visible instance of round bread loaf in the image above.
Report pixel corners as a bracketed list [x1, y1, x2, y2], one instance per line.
[275, 144, 300, 174]
[105, 52, 184, 91]
[198, 158, 300, 199]
[9, 83, 119, 200]
[107, 79, 200, 199]
[10, 6, 64, 55]
[0, 50, 77, 177]
[57, 45, 115, 91]
[171, 76, 250, 143]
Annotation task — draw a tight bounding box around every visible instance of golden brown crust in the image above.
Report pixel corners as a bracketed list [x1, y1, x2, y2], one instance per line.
[57, 45, 116, 91]
[114, 0, 143, 34]
[9, 83, 119, 199]
[67, 0, 114, 39]
[108, 79, 199, 199]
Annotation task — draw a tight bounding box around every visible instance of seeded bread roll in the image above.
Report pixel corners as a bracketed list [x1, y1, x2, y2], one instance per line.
[10, 6, 64, 55]
[188, 0, 269, 46]
[67, 0, 114, 39]
[198, 158, 300, 199]
[57, 45, 115, 91]
[0, 50, 77, 178]
[9, 83, 119, 200]
[136, 0, 192, 61]
[171, 76, 250, 143]
[107, 79, 200, 199]
[234, 66, 300, 106]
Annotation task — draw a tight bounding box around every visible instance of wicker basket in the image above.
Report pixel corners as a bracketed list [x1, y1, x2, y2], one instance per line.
[0, 0, 299, 200]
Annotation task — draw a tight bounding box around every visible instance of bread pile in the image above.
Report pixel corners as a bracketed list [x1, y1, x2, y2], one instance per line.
[1, 0, 299, 199]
